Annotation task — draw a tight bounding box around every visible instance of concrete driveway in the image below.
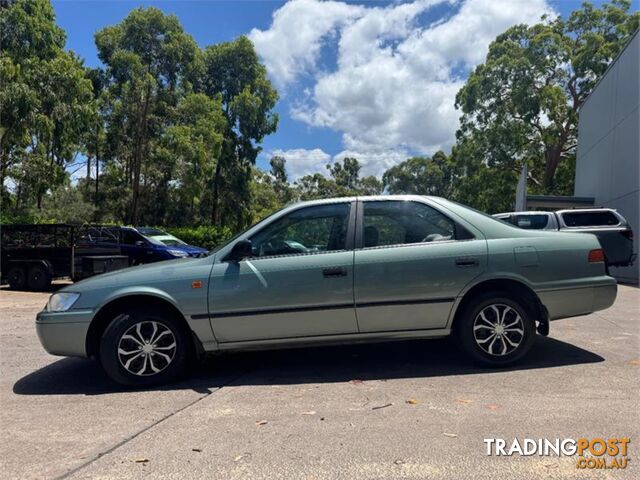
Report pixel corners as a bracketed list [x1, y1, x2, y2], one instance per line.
[1, 284, 638, 480]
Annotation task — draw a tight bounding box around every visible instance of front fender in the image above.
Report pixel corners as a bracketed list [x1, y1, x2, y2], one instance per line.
[93, 285, 182, 314]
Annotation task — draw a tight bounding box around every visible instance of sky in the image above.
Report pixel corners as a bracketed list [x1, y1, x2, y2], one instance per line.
[52, 0, 610, 180]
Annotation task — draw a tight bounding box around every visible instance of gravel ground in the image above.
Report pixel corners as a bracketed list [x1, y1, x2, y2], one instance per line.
[1, 282, 638, 480]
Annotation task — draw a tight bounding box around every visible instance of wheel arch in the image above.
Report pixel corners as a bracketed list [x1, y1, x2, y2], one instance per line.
[449, 277, 548, 333]
[86, 293, 200, 358]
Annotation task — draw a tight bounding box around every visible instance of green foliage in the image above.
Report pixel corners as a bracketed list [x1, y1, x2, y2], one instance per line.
[31, 184, 96, 224]
[454, 0, 638, 211]
[295, 157, 383, 200]
[2, 0, 635, 232]
[0, 0, 95, 215]
[163, 225, 232, 250]
[197, 36, 279, 230]
[383, 151, 458, 197]
[95, 7, 201, 225]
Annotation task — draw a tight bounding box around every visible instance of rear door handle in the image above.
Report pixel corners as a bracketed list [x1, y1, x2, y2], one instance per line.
[455, 257, 478, 268]
[323, 266, 347, 278]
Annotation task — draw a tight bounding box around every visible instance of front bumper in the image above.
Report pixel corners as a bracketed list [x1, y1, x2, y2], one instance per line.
[36, 309, 94, 357]
[537, 278, 617, 321]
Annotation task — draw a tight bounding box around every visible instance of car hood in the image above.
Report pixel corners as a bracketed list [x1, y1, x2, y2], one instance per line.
[159, 244, 207, 254]
[67, 256, 209, 292]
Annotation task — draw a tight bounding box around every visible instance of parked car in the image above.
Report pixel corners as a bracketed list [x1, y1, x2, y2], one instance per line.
[1, 224, 128, 291]
[85, 226, 208, 265]
[36, 196, 617, 386]
[493, 209, 635, 267]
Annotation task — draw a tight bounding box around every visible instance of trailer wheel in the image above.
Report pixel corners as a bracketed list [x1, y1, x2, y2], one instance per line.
[7, 265, 27, 290]
[27, 265, 51, 291]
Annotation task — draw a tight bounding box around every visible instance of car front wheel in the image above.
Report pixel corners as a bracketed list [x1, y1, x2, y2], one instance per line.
[99, 307, 192, 387]
[455, 292, 536, 366]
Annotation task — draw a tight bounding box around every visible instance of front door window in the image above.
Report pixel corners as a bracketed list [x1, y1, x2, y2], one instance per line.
[250, 203, 350, 257]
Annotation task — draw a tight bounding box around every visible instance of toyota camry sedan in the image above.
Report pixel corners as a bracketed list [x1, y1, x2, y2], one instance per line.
[36, 196, 617, 386]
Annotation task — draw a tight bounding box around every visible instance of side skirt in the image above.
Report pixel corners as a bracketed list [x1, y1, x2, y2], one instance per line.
[203, 328, 451, 353]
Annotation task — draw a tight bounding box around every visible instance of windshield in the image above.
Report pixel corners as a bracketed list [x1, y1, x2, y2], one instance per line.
[148, 234, 187, 246]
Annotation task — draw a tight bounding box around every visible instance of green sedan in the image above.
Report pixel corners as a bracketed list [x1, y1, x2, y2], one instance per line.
[36, 196, 617, 386]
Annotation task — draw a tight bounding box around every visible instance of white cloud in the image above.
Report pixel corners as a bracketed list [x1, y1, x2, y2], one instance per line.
[252, 0, 555, 176]
[248, 0, 364, 88]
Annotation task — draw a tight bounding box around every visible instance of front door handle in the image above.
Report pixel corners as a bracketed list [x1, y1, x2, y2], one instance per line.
[323, 266, 347, 278]
[455, 257, 479, 268]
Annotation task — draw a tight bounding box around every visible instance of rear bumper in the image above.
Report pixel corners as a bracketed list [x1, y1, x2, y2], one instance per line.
[537, 278, 617, 321]
[35, 309, 93, 357]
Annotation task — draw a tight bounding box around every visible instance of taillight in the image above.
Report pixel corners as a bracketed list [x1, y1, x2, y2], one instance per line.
[622, 229, 633, 241]
[588, 249, 605, 263]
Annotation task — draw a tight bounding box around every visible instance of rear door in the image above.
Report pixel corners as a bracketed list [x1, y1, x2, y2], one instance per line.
[354, 199, 486, 333]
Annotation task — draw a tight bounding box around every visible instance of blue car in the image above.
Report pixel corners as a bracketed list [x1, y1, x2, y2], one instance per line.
[94, 227, 208, 265]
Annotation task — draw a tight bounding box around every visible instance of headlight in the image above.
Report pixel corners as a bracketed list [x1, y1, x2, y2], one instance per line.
[167, 249, 189, 258]
[47, 292, 80, 312]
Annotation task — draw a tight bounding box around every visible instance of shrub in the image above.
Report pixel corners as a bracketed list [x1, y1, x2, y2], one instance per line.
[164, 225, 233, 250]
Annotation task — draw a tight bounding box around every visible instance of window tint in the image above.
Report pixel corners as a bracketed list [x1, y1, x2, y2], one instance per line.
[562, 211, 619, 227]
[513, 214, 549, 229]
[122, 230, 144, 245]
[362, 201, 464, 248]
[250, 203, 350, 257]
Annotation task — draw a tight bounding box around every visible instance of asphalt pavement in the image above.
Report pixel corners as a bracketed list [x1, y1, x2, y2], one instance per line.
[1, 283, 638, 479]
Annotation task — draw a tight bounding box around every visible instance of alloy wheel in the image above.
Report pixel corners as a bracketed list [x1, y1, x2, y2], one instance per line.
[117, 320, 177, 376]
[472, 304, 524, 356]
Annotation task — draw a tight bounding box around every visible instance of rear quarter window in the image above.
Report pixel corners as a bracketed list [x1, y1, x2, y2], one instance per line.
[513, 214, 549, 229]
[561, 211, 619, 227]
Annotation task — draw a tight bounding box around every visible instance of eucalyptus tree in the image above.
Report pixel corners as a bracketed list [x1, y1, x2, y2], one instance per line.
[94, 7, 199, 224]
[197, 36, 278, 230]
[0, 0, 94, 214]
[454, 0, 639, 211]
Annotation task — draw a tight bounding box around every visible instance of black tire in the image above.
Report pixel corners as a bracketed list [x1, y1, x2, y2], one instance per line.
[26, 265, 51, 291]
[454, 291, 536, 367]
[7, 265, 27, 290]
[99, 307, 192, 387]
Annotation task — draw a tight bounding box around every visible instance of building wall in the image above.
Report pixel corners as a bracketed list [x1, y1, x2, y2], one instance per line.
[575, 32, 639, 283]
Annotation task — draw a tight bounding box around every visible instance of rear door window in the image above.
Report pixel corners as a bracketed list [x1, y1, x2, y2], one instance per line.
[561, 211, 619, 227]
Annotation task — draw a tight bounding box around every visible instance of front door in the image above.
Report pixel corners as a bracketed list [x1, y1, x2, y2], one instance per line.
[209, 202, 358, 343]
[354, 199, 486, 332]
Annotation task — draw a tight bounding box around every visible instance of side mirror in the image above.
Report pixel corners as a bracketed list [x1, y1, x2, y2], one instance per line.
[134, 240, 146, 247]
[228, 239, 253, 262]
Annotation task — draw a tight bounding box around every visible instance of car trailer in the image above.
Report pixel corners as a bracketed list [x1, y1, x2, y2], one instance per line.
[1, 224, 129, 291]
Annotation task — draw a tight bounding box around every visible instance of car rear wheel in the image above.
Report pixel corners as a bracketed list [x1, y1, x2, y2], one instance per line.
[27, 265, 51, 291]
[455, 292, 536, 367]
[7, 265, 27, 290]
[99, 307, 192, 387]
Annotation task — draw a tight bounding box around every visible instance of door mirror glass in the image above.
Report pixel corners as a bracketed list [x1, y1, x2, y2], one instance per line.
[229, 239, 253, 262]
[134, 240, 146, 247]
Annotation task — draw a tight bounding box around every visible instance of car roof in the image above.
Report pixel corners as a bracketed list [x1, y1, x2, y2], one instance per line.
[285, 195, 445, 209]
[555, 208, 617, 214]
[493, 211, 553, 215]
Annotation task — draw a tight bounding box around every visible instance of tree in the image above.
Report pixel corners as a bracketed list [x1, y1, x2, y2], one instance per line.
[95, 7, 198, 224]
[268, 155, 293, 205]
[197, 36, 278, 229]
[383, 150, 458, 197]
[0, 0, 94, 213]
[295, 157, 383, 200]
[160, 93, 226, 225]
[454, 0, 639, 210]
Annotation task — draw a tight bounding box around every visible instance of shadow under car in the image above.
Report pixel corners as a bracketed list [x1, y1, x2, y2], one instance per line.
[13, 336, 604, 396]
